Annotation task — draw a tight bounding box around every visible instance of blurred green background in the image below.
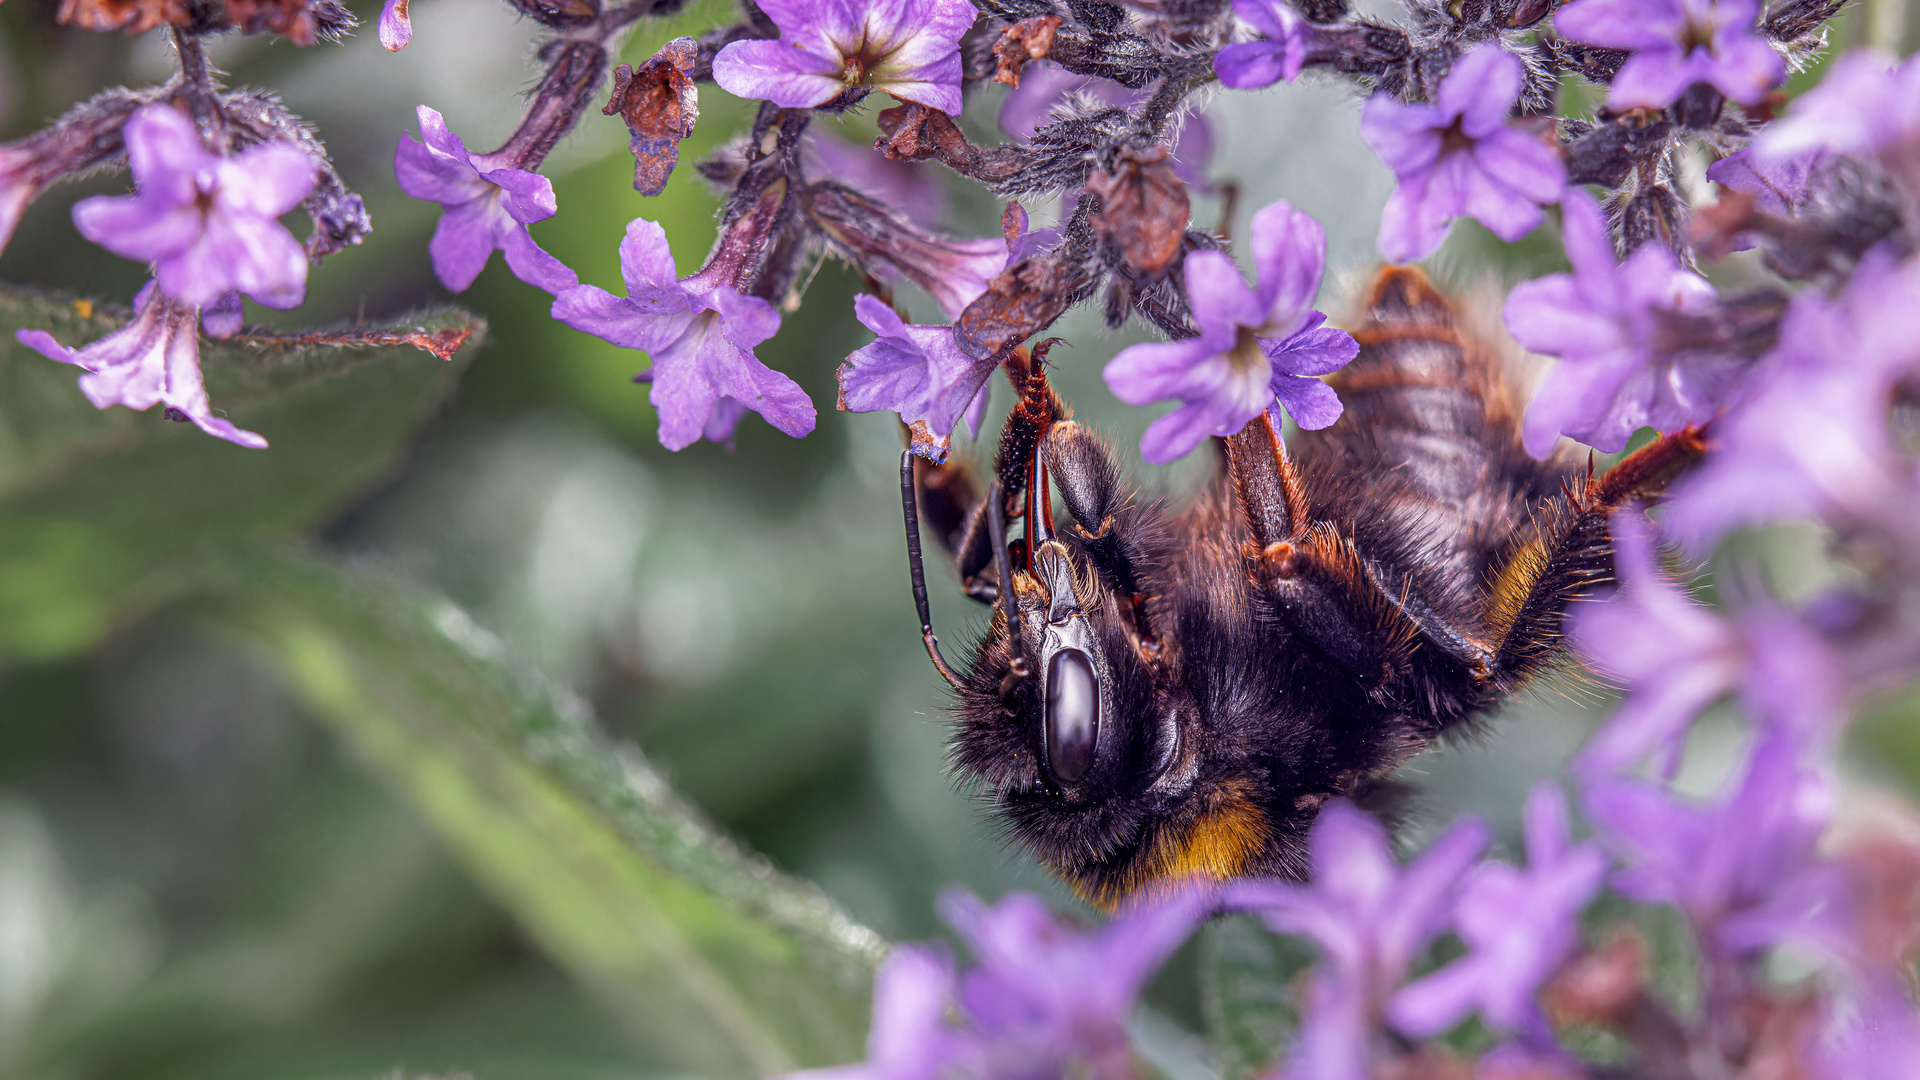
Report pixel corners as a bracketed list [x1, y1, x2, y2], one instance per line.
[1, 1, 1916, 1078]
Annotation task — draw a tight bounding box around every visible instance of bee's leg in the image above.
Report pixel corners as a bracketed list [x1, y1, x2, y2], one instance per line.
[1476, 426, 1711, 696]
[995, 341, 1070, 532]
[1223, 413, 1428, 687]
[1041, 420, 1160, 640]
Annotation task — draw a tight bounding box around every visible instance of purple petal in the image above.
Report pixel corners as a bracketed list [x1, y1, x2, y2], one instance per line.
[201, 292, 245, 339]
[712, 39, 844, 108]
[502, 225, 580, 295]
[483, 165, 560, 225]
[1470, 127, 1566, 206]
[219, 142, 318, 219]
[1458, 159, 1549, 244]
[72, 198, 204, 264]
[1271, 373, 1343, 429]
[552, 283, 691, 351]
[1214, 42, 1294, 90]
[1103, 337, 1225, 407]
[1359, 96, 1445, 179]
[427, 195, 509, 292]
[1182, 250, 1264, 336]
[1440, 46, 1524, 138]
[122, 106, 209, 205]
[1137, 396, 1242, 464]
[1265, 315, 1358, 376]
[1248, 199, 1325, 334]
[378, 0, 411, 49]
[1376, 163, 1453, 264]
[1554, 0, 1686, 51]
[1606, 48, 1697, 110]
[16, 328, 88, 367]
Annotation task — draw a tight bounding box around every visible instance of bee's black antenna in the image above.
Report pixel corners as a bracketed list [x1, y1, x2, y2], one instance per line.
[985, 477, 1028, 680]
[901, 451, 964, 690]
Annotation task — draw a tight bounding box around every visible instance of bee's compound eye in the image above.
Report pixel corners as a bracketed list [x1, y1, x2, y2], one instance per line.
[1045, 649, 1099, 784]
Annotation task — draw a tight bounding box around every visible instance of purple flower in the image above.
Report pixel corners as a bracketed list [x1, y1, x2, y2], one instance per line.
[1508, 189, 1734, 458]
[394, 105, 578, 295]
[1583, 731, 1845, 960]
[551, 217, 814, 450]
[1102, 199, 1358, 464]
[1225, 803, 1491, 1080]
[72, 105, 315, 309]
[941, 886, 1211, 1078]
[1215, 0, 1312, 90]
[1664, 252, 1920, 547]
[1389, 783, 1608, 1036]
[836, 296, 997, 458]
[1757, 50, 1920, 183]
[1572, 511, 1844, 776]
[17, 283, 266, 448]
[1555, 0, 1784, 109]
[782, 945, 962, 1080]
[378, 0, 411, 50]
[711, 0, 976, 114]
[1359, 45, 1565, 264]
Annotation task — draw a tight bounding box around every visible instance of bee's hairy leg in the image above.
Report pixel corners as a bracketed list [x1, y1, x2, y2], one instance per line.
[1478, 425, 1712, 694]
[995, 341, 1070, 531]
[1223, 413, 1429, 685]
[1042, 419, 1158, 640]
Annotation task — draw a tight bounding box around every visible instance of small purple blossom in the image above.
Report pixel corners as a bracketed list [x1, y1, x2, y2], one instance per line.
[1555, 0, 1784, 109]
[551, 217, 814, 450]
[1102, 199, 1358, 464]
[1572, 511, 1844, 776]
[1757, 50, 1920, 183]
[1508, 189, 1734, 458]
[379, 0, 411, 50]
[1583, 731, 1845, 960]
[1359, 45, 1565, 264]
[17, 283, 266, 448]
[1389, 783, 1608, 1036]
[1225, 803, 1491, 1080]
[1215, 0, 1312, 90]
[836, 296, 997, 459]
[1665, 251, 1920, 548]
[711, 0, 976, 114]
[394, 105, 578, 295]
[942, 887, 1212, 1079]
[73, 105, 316, 309]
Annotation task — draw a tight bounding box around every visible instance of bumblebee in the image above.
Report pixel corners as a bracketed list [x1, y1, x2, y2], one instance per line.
[900, 268, 1705, 908]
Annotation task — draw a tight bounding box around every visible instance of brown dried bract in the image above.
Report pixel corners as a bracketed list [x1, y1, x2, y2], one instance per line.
[225, 0, 326, 46]
[876, 103, 1024, 186]
[604, 38, 701, 198]
[1542, 926, 1648, 1026]
[57, 0, 188, 33]
[956, 250, 1093, 361]
[1087, 145, 1190, 281]
[993, 16, 1062, 87]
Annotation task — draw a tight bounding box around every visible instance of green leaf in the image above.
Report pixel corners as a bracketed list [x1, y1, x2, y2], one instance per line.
[1199, 915, 1313, 1080]
[213, 554, 882, 1078]
[0, 289, 479, 658]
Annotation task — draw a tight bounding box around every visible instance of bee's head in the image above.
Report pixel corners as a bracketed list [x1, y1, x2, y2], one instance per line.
[948, 466, 1312, 908]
